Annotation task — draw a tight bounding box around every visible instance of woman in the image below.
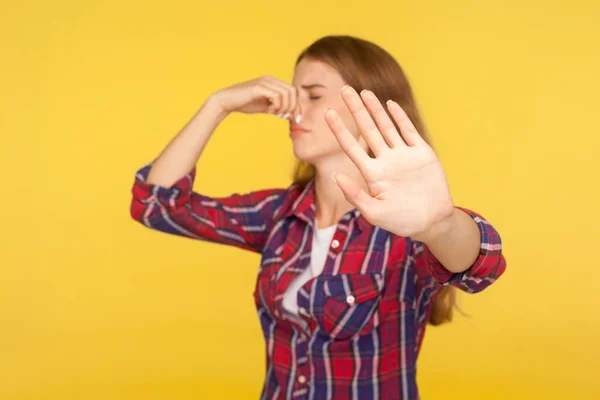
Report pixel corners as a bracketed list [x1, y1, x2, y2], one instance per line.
[130, 35, 506, 400]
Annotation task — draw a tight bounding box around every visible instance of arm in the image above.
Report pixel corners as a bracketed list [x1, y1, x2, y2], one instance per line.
[320, 86, 506, 292]
[130, 162, 284, 253]
[412, 207, 506, 293]
[145, 75, 300, 188]
[144, 96, 227, 188]
[411, 207, 481, 274]
[130, 75, 301, 252]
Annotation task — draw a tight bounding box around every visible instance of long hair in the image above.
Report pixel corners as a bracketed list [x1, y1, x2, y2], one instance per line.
[293, 35, 456, 326]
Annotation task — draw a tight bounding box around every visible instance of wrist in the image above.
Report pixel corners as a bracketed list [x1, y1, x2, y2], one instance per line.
[205, 93, 231, 122]
[412, 207, 457, 245]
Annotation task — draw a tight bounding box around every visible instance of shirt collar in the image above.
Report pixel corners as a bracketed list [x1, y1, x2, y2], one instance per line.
[285, 179, 371, 232]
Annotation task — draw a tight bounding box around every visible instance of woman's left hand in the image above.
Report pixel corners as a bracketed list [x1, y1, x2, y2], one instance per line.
[325, 86, 456, 241]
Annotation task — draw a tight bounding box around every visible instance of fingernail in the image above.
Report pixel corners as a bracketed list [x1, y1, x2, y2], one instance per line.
[341, 85, 350, 92]
[332, 173, 338, 185]
[360, 89, 368, 96]
[282, 113, 290, 119]
[276, 113, 283, 118]
[295, 114, 302, 123]
[386, 100, 394, 105]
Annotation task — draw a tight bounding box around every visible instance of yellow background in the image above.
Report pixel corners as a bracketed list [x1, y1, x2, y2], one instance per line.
[2, 0, 599, 398]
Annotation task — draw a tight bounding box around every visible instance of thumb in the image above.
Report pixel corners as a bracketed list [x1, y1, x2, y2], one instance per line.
[332, 172, 376, 214]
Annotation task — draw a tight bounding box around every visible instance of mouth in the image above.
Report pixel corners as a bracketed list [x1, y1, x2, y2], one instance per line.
[289, 125, 310, 137]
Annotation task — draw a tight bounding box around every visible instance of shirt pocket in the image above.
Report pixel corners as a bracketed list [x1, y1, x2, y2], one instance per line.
[311, 273, 384, 341]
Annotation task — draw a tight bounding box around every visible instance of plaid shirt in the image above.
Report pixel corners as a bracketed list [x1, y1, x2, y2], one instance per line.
[130, 163, 506, 400]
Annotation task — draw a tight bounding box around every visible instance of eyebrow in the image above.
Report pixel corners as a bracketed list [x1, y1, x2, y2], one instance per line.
[301, 84, 327, 90]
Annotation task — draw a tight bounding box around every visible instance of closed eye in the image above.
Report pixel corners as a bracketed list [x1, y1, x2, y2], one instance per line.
[309, 96, 322, 100]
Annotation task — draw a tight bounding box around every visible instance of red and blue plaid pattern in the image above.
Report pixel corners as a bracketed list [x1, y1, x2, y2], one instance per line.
[131, 162, 506, 399]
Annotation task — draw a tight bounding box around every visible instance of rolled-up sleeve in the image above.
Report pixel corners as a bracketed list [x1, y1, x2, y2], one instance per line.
[413, 207, 506, 293]
[130, 162, 285, 254]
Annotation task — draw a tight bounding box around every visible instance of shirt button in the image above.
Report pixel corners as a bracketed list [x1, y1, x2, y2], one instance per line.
[346, 295, 356, 305]
[298, 375, 307, 384]
[331, 239, 340, 249]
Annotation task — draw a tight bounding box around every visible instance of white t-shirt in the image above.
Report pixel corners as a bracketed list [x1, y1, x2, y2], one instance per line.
[282, 224, 338, 316]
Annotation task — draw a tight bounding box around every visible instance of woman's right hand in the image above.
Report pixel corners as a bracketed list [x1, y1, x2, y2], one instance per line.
[210, 75, 301, 122]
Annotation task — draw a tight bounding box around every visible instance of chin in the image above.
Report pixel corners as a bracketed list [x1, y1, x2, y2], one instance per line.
[291, 141, 340, 165]
[292, 142, 323, 164]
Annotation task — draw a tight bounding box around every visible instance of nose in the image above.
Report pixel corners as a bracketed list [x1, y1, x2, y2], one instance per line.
[295, 92, 304, 117]
[289, 95, 304, 123]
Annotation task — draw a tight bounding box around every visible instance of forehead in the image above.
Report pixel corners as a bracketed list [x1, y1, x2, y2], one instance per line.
[293, 58, 345, 87]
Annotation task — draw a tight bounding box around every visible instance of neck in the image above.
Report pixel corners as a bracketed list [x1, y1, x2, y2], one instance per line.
[313, 154, 368, 229]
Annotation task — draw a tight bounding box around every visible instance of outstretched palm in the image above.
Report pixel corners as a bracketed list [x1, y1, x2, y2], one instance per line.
[325, 86, 455, 239]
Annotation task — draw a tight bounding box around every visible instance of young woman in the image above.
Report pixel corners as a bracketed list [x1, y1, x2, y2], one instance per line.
[130, 35, 506, 400]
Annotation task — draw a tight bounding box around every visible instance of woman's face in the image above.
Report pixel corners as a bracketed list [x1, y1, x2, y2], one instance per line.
[290, 58, 365, 165]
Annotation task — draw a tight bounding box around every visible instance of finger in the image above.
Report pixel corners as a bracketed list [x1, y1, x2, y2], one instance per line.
[293, 100, 303, 123]
[284, 85, 297, 120]
[284, 83, 297, 118]
[332, 172, 378, 216]
[325, 108, 372, 173]
[360, 90, 403, 148]
[264, 77, 296, 119]
[253, 85, 280, 113]
[386, 100, 424, 147]
[341, 86, 389, 156]
[260, 82, 288, 116]
[262, 78, 288, 115]
[287, 83, 302, 123]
